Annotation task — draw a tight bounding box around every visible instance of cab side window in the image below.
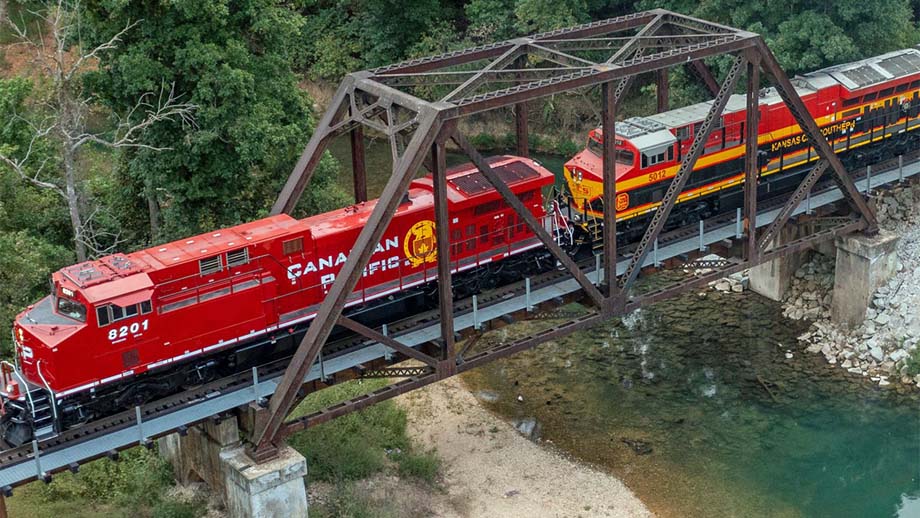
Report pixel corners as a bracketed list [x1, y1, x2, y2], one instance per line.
[96, 300, 153, 327]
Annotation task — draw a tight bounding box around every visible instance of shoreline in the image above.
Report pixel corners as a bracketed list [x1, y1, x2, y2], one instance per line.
[395, 375, 652, 518]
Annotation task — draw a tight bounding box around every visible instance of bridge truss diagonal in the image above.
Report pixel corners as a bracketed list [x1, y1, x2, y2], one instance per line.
[251, 9, 879, 459]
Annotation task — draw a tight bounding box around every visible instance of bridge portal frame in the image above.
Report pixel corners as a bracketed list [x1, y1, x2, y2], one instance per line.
[249, 9, 878, 461]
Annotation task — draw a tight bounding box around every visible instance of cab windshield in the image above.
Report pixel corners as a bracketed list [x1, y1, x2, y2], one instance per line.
[586, 138, 635, 165]
[56, 297, 87, 322]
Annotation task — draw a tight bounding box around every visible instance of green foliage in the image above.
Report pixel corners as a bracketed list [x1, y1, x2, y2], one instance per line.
[905, 346, 920, 377]
[513, 0, 588, 34]
[287, 379, 410, 482]
[553, 138, 580, 157]
[151, 499, 203, 518]
[0, 230, 72, 357]
[640, 0, 919, 74]
[393, 448, 441, 484]
[83, 0, 348, 243]
[32, 447, 173, 505]
[470, 132, 499, 150]
[11, 447, 205, 518]
[465, 0, 517, 43]
[309, 481, 401, 518]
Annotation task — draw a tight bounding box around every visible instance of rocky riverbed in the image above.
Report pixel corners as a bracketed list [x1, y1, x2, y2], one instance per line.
[778, 181, 920, 388]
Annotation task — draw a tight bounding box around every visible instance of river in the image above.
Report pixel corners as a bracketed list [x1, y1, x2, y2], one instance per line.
[329, 139, 920, 517]
[462, 286, 920, 518]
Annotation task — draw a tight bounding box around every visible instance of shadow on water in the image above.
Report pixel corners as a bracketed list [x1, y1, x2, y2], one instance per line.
[463, 283, 920, 518]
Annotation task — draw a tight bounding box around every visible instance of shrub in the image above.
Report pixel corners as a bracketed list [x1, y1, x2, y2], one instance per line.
[470, 132, 498, 151]
[34, 447, 173, 505]
[554, 138, 580, 157]
[310, 482, 400, 518]
[152, 499, 202, 518]
[287, 380, 409, 482]
[394, 449, 441, 484]
[905, 345, 920, 377]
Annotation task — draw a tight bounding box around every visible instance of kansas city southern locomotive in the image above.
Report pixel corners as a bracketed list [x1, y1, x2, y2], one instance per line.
[4, 48, 920, 445]
[563, 48, 920, 244]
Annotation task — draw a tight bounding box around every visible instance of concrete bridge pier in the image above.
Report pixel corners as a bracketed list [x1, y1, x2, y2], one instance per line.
[831, 230, 900, 328]
[158, 410, 309, 518]
[749, 225, 809, 302]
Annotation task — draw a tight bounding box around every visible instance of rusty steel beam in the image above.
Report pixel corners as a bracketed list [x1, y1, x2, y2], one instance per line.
[529, 43, 598, 68]
[442, 43, 527, 102]
[689, 59, 722, 97]
[605, 12, 665, 64]
[376, 67, 594, 87]
[618, 55, 745, 293]
[337, 316, 440, 367]
[251, 108, 444, 457]
[757, 160, 829, 251]
[272, 80, 352, 215]
[359, 366, 435, 379]
[452, 35, 754, 116]
[754, 38, 878, 233]
[350, 114, 367, 203]
[662, 11, 745, 36]
[743, 53, 760, 262]
[627, 219, 864, 310]
[372, 11, 658, 76]
[601, 81, 617, 311]
[451, 131, 606, 308]
[657, 69, 669, 112]
[431, 126, 456, 362]
[515, 55, 530, 158]
[530, 10, 662, 42]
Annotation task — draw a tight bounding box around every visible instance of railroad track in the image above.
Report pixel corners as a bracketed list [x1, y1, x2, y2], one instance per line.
[0, 150, 917, 490]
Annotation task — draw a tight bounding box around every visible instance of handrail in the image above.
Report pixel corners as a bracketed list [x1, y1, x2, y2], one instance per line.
[35, 360, 58, 423]
[5, 365, 35, 420]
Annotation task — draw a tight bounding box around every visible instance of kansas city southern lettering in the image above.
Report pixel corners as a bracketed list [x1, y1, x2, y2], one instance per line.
[770, 120, 856, 152]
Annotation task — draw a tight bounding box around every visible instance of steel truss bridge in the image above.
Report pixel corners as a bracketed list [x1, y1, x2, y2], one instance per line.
[0, 8, 905, 494]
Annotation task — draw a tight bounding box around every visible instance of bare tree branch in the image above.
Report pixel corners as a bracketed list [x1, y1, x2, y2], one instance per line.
[1, 0, 197, 261]
[76, 206, 126, 258]
[72, 83, 197, 151]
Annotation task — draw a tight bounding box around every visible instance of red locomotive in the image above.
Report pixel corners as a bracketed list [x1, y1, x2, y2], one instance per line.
[563, 47, 920, 243]
[1, 156, 556, 445]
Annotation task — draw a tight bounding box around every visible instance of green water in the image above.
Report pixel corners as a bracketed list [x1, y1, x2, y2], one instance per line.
[328, 136, 920, 516]
[463, 289, 920, 518]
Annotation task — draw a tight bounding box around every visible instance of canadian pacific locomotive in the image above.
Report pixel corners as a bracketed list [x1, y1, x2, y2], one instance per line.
[2, 156, 557, 445]
[4, 48, 920, 445]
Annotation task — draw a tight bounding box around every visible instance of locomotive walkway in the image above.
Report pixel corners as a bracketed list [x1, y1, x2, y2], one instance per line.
[0, 152, 916, 492]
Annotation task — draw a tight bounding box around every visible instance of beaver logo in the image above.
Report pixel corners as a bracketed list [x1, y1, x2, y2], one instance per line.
[405, 220, 438, 267]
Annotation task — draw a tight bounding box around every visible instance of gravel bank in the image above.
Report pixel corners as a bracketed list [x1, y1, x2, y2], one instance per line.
[780, 181, 920, 388]
[396, 376, 652, 518]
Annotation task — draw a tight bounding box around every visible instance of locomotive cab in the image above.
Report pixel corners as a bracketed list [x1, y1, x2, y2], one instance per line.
[563, 127, 639, 217]
[563, 119, 678, 221]
[2, 255, 156, 444]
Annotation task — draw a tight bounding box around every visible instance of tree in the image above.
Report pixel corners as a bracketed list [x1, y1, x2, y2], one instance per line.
[640, 0, 918, 74]
[465, 0, 517, 43]
[83, 0, 348, 242]
[513, 0, 588, 34]
[0, 1, 195, 261]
